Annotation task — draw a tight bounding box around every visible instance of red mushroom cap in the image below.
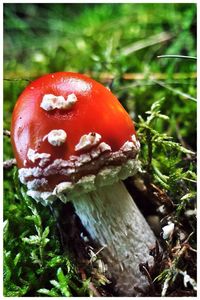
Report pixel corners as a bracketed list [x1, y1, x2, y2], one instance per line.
[11, 72, 140, 201]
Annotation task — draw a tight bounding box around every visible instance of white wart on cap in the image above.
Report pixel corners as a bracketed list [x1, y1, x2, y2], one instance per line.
[43, 129, 67, 146]
[40, 93, 77, 111]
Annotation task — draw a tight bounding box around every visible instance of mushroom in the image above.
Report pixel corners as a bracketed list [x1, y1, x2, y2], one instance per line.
[11, 72, 157, 296]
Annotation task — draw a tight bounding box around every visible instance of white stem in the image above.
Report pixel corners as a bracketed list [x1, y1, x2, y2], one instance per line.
[72, 180, 157, 296]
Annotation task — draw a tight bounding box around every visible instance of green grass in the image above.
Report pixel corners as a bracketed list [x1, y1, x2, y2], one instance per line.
[4, 3, 196, 297]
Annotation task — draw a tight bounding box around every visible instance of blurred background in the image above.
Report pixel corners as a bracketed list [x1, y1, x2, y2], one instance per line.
[3, 3, 197, 297]
[4, 3, 196, 74]
[4, 3, 197, 156]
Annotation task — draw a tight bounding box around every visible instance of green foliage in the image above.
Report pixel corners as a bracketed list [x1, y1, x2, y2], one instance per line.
[137, 100, 196, 216]
[136, 100, 196, 295]
[38, 267, 91, 297]
[4, 173, 91, 296]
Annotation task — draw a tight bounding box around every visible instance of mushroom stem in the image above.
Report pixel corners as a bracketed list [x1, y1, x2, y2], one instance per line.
[72, 180, 156, 296]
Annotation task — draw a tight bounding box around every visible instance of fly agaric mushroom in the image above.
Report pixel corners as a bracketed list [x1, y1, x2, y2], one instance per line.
[11, 72, 157, 296]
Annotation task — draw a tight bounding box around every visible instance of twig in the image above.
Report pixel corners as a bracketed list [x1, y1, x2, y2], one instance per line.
[95, 246, 107, 257]
[157, 55, 197, 60]
[4, 78, 32, 82]
[3, 158, 16, 169]
[95, 72, 197, 83]
[89, 282, 101, 297]
[123, 72, 196, 80]
[3, 129, 11, 137]
[121, 32, 172, 56]
[139, 263, 155, 294]
[89, 246, 107, 263]
[5, 72, 197, 84]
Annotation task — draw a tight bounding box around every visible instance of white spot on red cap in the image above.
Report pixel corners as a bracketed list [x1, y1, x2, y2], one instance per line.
[43, 129, 67, 147]
[40, 93, 77, 111]
[27, 149, 51, 163]
[75, 132, 101, 152]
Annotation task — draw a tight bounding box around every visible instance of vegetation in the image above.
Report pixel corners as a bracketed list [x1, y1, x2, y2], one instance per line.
[4, 3, 196, 296]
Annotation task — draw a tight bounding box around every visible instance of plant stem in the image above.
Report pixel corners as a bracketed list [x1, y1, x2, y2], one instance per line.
[157, 55, 197, 60]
